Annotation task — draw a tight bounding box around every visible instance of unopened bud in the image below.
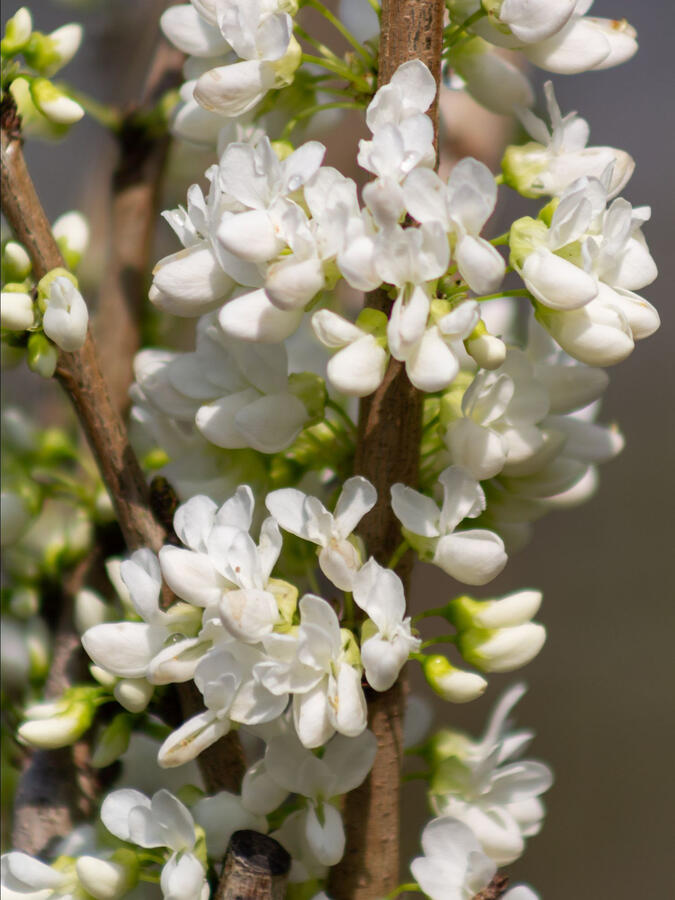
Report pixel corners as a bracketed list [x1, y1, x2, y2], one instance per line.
[74, 588, 110, 634]
[458, 622, 546, 673]
[2, 241, 32, 281]
[1, 7, 32, 56]
[114, 678, 154, 713]
[52, 211, 89, 269]
[27, 332, 58, 377]
[0, 490, 31, 545]
[423, 654, 487, 703]
[1, 289, 34, 331]
[465, 320, 507, 370]
[76, 853, 138, 900]
[26, 616, 51, 680]
[30, 77, 84, 125]
[445, 590, 542, 631]
[19, 688, 97, 749]
[9, 586, 39, 619]
[91, 713, 133, 767]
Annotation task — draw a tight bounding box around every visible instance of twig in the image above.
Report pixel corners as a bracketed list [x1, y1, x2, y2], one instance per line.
[94, 8, 184, 412]
[328, 3, 445, 898]
[474, 874, 511, 899]
[215, 830, 291, 900]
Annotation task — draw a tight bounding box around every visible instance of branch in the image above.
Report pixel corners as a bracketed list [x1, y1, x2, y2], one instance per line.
[329, 3, 445, 898]
[94, 10, 184, 412]
[215, 830, 291, 900]
[2, 97, 244, 814]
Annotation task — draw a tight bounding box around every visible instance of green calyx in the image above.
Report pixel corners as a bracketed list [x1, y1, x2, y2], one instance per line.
[508, 216, 548, 269]
[501, 143, 548, 198]
[36, 266, 77, 310]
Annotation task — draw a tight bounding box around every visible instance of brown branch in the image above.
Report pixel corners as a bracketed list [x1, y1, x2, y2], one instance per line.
[94, 12, 184, 413]
[2, 96, 244, 825]
[12, 551, 109, 854]
[215, 830, 291, 900]
[474, 874, 511, 899]
[329, 3, 445, 898]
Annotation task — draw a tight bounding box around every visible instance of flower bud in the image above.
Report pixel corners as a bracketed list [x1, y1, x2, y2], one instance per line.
[2, 241, 32, 281]
[91, 714, 133, 768]
[465, 320, 507, 370]
[423, 654, 488, 703]
[9, 586, 39, 619]
[445, 590, 542, 630]
[41, 275, 88, 351]
[9, 76, 69, 140]
[74, 588, 110, 634]
[1, 7, 32, 56]
[19, 688, 97, 749]
[1, 289, 34, 331]
[458, 622, 546, 672]
[113, 678, 154, 713]
[52, 211, 90, 269]
[271, 34, 302, 87]
[76, 853, 138, 900]
[90, 665, 117, 688]
[0, 490, 31, 545]
[26, 616, 51, 681]
[30, 77, 85, 125]
[27, 332, 58, 377]
[43, 24, 83, 73]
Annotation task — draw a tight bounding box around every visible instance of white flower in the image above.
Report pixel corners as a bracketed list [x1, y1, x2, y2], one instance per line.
[505, 81, 634, 198]
[311, 309, 388, 398]
[444, 348, 550, 480]
[42, 276, 88, 351]
[353, 559, 420, 690]
[449, 38, 535, 116]
[101, 788, 208, 900]
[192, 790, 267, 857]
[358, 60, 436, 182]
[264, 730, 377, 865]
[430, 684, 553, 864]
[391, 467, 507, 585]
[266, 476, 376, 590]
[410, 816, 496, 900]
[1, 851, 77, 899]
[255, 594, 367, 747]
[404, 159, 506, 295]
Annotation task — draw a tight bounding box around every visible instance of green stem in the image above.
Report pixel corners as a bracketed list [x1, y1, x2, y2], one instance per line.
[294, 24, 344, 64]
[305, 0, 376, 66]
[300, 53, 370, 91]
[281, 99, 364, 139]
[54, 83, 122, 131]
[413, 605, 449, 622]
[327, 397, 357, 434]
[475, 288, 532, 302]
[387, 883, 423, 899]
[422, 634, 458, 649]
[366, 0, 381, 14]
[387, 539, 410, 570]
[445, 9, 487, 47]
[489, 230, 509, 245]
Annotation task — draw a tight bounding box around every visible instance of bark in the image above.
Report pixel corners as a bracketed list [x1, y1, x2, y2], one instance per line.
[329, 3, 445, 897]
[94, 20, 183, 412]
[215, 830, 291, 900]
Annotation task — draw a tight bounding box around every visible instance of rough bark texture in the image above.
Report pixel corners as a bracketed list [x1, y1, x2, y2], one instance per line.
[329, 3, 445, 897]
[94, 27, 183, 412]
[215, 830, 291, 900]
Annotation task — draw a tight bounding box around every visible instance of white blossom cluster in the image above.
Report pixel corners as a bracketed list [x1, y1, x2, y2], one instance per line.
[1, 1, 660, 898]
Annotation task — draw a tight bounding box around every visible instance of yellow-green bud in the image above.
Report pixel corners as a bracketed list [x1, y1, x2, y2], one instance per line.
[268, 577, 298, 625]
[508, 216, 548, 270]
[91, 713, 133, 768]
[423, 654, 487, 703]
[1, 7, 32, 56]
[30, 77, 84, 125]
[27, 332, 58, 377]
[76, 851, 139, 900]
[340, 629, 362, 669]
[2, 240, 32, 281]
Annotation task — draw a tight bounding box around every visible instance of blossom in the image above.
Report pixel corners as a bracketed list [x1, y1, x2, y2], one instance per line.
[391, 467, 507, 585]
[264, 730, 377, 864]
[1, 290, 34, 331]
[352, 559, 420, 691]
[265, 477, 376, 590]
[404, 158, 506, 294]
[255, 593, 367, 747]
[311, 308, 388, 397]
[410, 816, 496, 900]
[429, 684, 553, 864]
[41, 275, 88, 351]
[101, 788, 209, 900]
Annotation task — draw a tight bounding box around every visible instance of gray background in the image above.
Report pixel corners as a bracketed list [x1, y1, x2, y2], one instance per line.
[4, 1, 674, 897]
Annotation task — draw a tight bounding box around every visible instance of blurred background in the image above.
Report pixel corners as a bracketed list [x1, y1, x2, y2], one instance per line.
[3, 1, 674, 897]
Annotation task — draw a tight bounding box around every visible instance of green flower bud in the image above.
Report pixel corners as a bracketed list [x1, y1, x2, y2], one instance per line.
[26, 615, 51, 681]
[30, 77, 84, 125]
[8, 586, 39, 619]
[508, 216, 548, 270]
[76, 851, 139, 900]
[91, 713, 133, 767]
[501, 142, 550, 198]
[2, 240, 32, 282]
[9, 76, 69, 140]
[268, 577, 298, 626]
[423, 654, 487, 703]
[27, 332, 58, 377]
[36, 267, 77, 309]
[19, 685, 100, 749]
[52, 211, 89, 269]
[1, 7, 32, 56]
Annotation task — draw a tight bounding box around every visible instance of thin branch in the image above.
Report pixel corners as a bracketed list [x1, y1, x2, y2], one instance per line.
[215, 830, 291, 900]
[94, 11, 184, 413]
[328, 4, 445, 898]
